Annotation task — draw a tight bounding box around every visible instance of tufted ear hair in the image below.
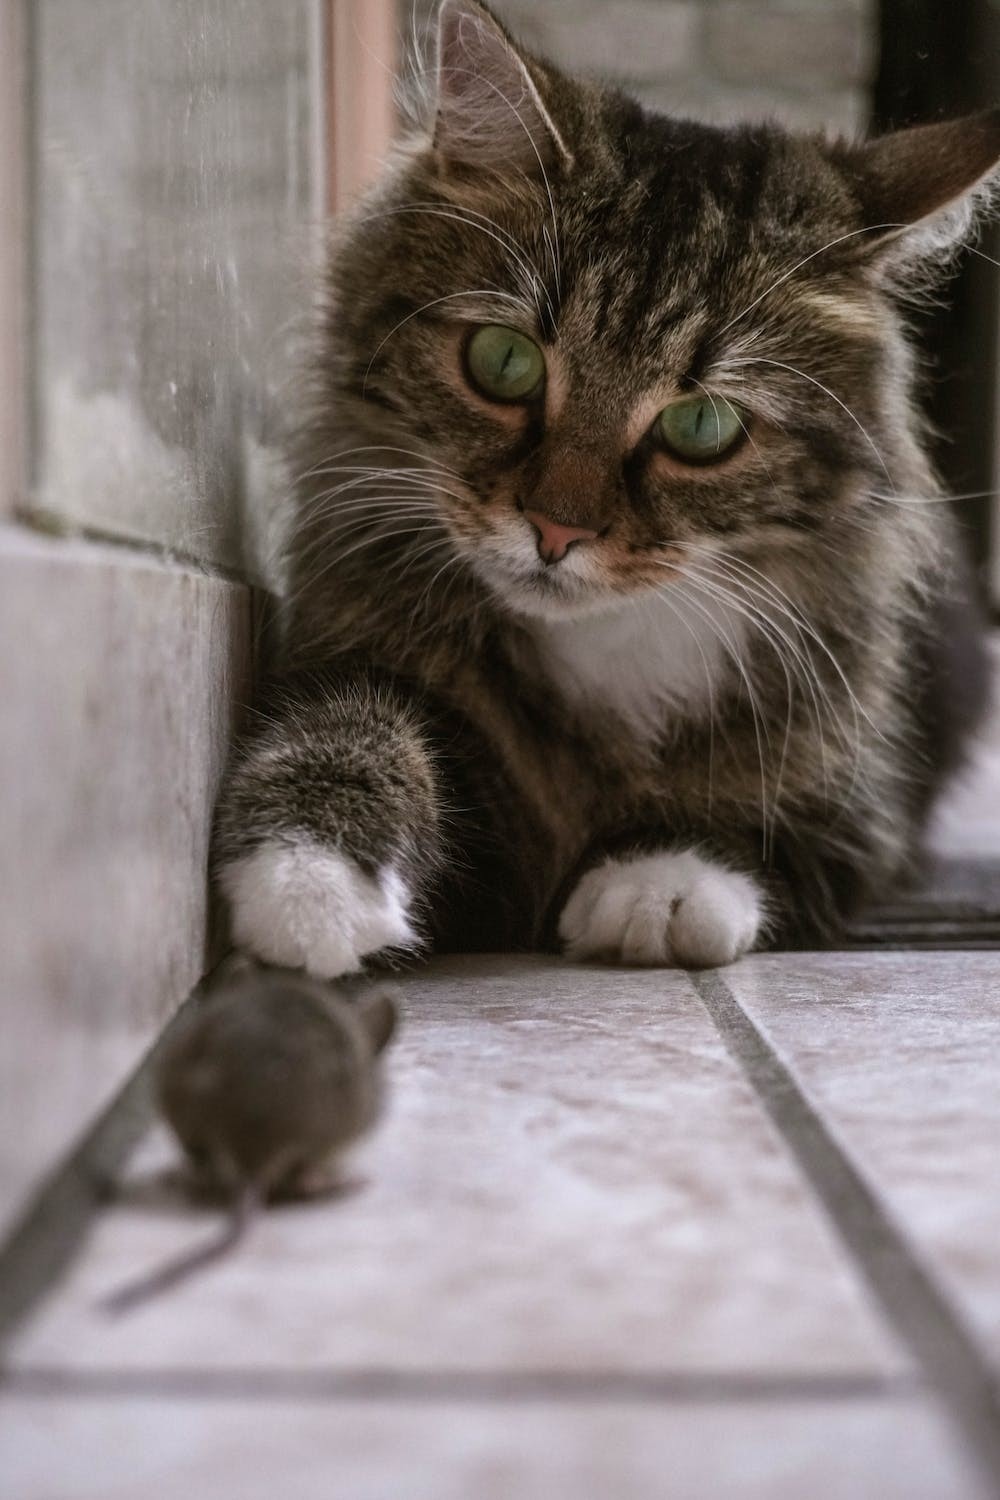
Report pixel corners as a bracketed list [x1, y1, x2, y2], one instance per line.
[830, 110, 1000, 271]
[434, 0, 571, 175]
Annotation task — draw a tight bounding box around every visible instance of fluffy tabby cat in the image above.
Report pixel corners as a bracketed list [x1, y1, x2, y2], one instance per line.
[216, 0, 997, 976]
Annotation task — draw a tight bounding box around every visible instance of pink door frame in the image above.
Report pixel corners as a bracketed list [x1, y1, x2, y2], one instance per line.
[326, 0, 398, 214]
[0, 0, 26, 518]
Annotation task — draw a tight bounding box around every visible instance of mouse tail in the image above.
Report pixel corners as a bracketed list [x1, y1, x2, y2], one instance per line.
[99, 1183, 259, 1316]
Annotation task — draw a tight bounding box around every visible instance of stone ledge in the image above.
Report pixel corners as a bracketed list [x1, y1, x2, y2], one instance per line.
[0, 528, 251, 1236]
[707, 1, 874, 88]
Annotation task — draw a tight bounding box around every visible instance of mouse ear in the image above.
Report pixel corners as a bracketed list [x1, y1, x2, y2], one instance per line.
[358, 988, 398, 1054]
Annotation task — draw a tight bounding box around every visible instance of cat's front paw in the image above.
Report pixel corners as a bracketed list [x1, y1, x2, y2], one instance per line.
[218, 837, 417, 979]
[558, 849, 763, 969]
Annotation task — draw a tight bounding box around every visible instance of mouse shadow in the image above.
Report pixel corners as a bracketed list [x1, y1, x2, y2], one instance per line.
[102, 1168, 217, 1217]
[104, 1167, 367, 1217]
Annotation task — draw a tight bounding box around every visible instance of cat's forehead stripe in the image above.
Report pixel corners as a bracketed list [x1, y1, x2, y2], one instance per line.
[793, 290, 882, 337]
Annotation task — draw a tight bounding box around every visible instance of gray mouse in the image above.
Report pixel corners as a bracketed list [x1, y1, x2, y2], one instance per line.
[102, 958, 397, 1314]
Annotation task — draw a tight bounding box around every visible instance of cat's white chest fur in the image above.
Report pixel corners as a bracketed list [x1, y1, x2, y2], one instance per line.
[528, 586, 747, 740]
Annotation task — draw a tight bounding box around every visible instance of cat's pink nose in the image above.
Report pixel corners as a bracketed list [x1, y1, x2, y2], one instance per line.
[523, 509, 599, 565]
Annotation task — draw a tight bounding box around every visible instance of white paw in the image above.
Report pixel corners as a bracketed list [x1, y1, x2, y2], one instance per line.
[558, 849, 763, 969]
[219, 837, 417, 979]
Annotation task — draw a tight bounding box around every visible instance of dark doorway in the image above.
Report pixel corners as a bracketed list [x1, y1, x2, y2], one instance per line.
[874, 0, 1000, 611]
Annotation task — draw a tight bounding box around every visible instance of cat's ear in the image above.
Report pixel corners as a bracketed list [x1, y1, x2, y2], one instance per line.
[831, 110, 1000, 269]
[434, 0, 572, 174]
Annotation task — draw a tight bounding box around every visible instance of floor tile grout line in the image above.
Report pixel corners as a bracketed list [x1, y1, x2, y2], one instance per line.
[0, 1365, 921, 1407]
[688, 968, 1000, 1497]
[0, 973, 219, 1353]
[4, 956, 996, 1423]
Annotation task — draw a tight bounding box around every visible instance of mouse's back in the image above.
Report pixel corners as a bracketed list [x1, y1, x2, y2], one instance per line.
[158, 971, 385, 1193]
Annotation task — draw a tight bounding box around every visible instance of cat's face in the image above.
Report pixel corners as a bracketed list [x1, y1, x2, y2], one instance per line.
[357, 133, 878, 622]
[326, 2, 1000, 622]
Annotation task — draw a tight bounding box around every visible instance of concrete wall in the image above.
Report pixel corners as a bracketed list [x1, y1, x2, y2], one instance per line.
[28, 0, 325, 578]
[0, 0, 325, 1236]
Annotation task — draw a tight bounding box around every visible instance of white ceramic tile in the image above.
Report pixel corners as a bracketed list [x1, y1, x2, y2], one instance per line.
[0, 1394, 989, 1500]
[9, 956, 903, 1376]
[0, 529, 251, 1234]
[725, 951, 1000, 1364]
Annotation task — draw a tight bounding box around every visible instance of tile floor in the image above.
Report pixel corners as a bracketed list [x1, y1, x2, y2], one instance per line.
[2, 950, 1000, 1498]
[1, 638, 998, 1499]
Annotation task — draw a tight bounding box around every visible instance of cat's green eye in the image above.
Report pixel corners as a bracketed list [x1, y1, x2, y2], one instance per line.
[465, 325, 546, 403]
[655, 395, 746, 463]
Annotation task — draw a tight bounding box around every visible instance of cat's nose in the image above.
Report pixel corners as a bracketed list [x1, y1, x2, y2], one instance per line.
[523, 509, 599, 565]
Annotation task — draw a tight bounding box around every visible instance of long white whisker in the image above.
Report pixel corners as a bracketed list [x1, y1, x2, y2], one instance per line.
[691, 552, 856, 782]
[715, 222, 922, 338]
[669, 566, 809, 847]
[681, 550, 876, 818]
[689, 375, 781, 489]
[362, 288, 528, 393]
[302, 473, 442, 508]
[865, 486, 998, 508]
[287, 520, 445, 608]
[650, 583, 719, 816]
[301, 480, 449, 518]
[293, 445, 463, 487]
[295, 502, 441, 560]
[301, 468, 471, 513]
[359, 203, 546, 317]
[443, 61, 562, 319]
[297, 483, 442, 521]
[689, 544, 880, 740]
[675, 560, 830, 829]
[663, 572, 772, 844]
[730, 355, 894, 488]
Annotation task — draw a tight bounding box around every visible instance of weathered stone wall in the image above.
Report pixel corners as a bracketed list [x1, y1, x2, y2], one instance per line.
[406, 0, 876, 136]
